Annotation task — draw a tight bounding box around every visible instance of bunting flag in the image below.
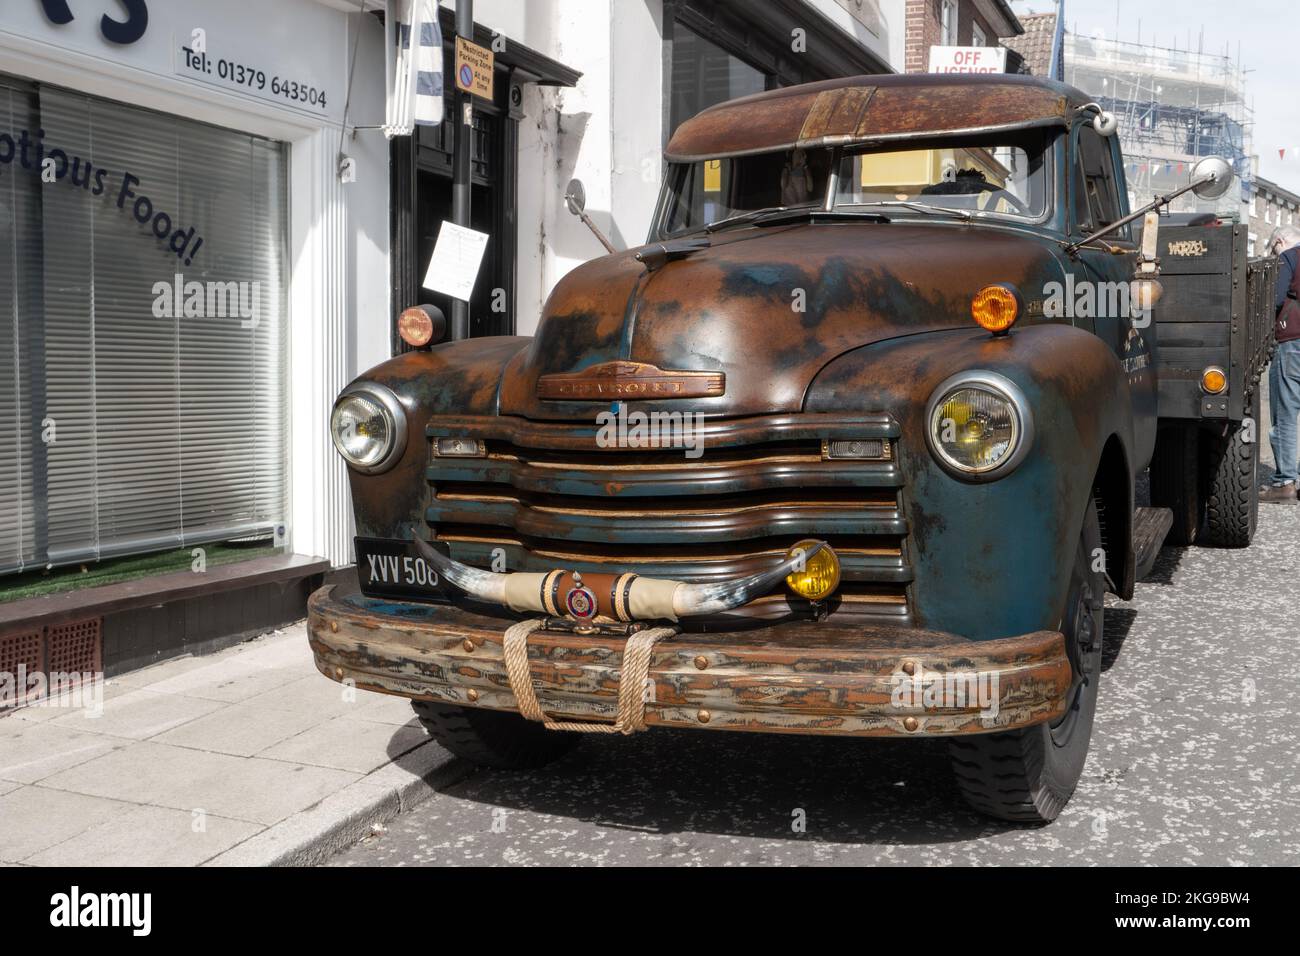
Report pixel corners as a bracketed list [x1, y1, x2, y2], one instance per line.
[384, 0, 443, 137]
[412, 3, 444, 127]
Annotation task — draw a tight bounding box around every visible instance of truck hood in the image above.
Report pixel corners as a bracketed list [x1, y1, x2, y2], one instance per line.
[499, 222, 1068, 419]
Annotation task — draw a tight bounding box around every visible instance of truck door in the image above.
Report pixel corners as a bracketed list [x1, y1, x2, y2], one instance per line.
[1067, 124, 1157, 465]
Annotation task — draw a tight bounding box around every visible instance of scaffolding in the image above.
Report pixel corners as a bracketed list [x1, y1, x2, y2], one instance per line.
[1064, 33, 1253, 219]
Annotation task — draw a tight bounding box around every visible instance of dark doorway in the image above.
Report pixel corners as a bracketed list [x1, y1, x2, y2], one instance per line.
[413, 110, 511, 339]
[390, 73, 520, 354]
[387, 13, 579, 355]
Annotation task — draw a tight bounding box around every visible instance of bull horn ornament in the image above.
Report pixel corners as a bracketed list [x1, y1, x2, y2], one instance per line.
[411, 533, 825, 622]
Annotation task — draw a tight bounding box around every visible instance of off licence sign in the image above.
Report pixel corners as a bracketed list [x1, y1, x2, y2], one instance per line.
[928, 46, 1008, 74]
[455, 36, 494, 99]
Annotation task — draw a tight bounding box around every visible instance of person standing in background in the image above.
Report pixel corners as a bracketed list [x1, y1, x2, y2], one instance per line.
[1261, 226, 1300, 503]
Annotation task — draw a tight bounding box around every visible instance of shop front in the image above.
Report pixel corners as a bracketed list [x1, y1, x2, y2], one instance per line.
[0, 0, 389, 678]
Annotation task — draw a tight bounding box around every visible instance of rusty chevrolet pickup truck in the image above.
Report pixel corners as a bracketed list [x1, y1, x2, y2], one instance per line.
[310, 74, 1263, 823]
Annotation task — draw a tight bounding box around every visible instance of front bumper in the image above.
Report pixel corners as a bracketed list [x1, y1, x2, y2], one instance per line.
[307, 585, 1072, 738]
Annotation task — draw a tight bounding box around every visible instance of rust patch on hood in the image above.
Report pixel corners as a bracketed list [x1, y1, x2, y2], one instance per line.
[501, 222, 1069, 421]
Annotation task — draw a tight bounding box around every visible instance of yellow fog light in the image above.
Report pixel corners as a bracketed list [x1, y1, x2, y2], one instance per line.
[1201, 366, 1227, 395]
[784, 540, 840, 601]
[971, 284, 1021, 335]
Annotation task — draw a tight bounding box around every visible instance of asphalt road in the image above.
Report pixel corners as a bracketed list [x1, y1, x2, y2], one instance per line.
[328, 504, 1300, 866]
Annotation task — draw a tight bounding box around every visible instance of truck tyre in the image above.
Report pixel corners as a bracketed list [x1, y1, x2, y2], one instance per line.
[948, 496, 1103, 824]
[410, 700, 579, 770]
[1148, 425, 1201, 545]
[1201, 391, 1260, 548]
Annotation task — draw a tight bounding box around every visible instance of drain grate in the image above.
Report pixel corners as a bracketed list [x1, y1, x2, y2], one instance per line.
[0, 618, 102, 711]
[47, 618, 103, 677]
[0, 629, 44, 708]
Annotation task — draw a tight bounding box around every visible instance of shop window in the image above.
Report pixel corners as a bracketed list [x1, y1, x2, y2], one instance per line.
[0, 78, 288, 577]
[669, 23, 768, 135]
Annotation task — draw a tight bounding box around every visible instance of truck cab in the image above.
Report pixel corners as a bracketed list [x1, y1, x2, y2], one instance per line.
[309, 74, 1263, 824]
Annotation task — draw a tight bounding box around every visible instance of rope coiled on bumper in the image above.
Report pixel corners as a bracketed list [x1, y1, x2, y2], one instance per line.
[502, 619, 676, 734]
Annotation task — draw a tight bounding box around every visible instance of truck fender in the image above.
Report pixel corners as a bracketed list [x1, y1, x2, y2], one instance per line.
[805, 324, 1139, 638]
[340, 336, 531, 540]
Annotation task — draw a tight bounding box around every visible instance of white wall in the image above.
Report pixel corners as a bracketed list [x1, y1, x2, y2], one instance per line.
[880, 0, 909, 71]
[805, 0, 895, 69]
[347, 13, 396, 377]
[288, 10, 393, 567]
[472, 0, 666, 335]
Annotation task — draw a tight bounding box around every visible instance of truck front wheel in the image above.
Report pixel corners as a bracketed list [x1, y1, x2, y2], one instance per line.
[948, 496, 1104, 824]
[410, 700, 580, 770]
[1201, 391, 1261, 548]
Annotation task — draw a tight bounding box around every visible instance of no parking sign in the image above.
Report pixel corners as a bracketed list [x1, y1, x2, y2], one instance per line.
[454, 35, 494, 100]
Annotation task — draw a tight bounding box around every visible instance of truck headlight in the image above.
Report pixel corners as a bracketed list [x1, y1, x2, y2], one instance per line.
[925, 371, 1032, 480]
[330, 384, 407, 473]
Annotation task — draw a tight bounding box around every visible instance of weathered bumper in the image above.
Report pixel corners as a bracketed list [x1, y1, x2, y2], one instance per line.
[307, 585, 1072, 738]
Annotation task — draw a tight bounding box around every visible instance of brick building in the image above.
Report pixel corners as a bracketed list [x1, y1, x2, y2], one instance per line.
[903, 0, 1023, 73]
[1249, 177, 1300, 257]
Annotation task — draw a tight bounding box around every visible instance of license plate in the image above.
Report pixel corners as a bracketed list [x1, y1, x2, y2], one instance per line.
[354, 537, 449, 602]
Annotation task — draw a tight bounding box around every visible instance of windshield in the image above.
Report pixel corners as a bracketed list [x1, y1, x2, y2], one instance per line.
[657, 133, 1052, 237]
[658, 148, 835, 236]
[835, 135, 1049, 221]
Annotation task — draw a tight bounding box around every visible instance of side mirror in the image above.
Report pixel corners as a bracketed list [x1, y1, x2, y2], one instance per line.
[1067, 153, 1236, 257]
[1092, 110, 1118, 138]
[1190, 157, 1235, 201]
[562, 178, 617, 254]
[564, 178, 587, 217]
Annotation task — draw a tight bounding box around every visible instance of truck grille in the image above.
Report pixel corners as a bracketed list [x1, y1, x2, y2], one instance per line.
[425, 414, 911, 623]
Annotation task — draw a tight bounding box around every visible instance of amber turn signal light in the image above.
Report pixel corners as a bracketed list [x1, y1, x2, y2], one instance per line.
[398, 304, 446, 349]
[971, 284, 1022, 335]
[1201, 366, 1227, 395]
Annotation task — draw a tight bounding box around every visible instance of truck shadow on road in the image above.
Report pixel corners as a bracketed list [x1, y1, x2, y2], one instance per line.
[431, 730, 1003, 845]
[393, 607, 1139, 846]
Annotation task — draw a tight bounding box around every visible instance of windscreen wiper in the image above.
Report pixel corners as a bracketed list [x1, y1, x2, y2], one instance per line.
[851, 201, 973, 222]
[704, 205, 803, 232]
[705, 206, 889, 232]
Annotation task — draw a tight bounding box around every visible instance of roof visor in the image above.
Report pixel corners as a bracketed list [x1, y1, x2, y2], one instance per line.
[665, 75, 1075, 163]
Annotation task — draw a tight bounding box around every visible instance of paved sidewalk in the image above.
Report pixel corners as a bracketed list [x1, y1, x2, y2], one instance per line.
[0, 624, 462, 866]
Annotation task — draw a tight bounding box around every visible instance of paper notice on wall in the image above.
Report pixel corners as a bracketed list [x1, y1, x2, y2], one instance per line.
[423, 221, 490, 302]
